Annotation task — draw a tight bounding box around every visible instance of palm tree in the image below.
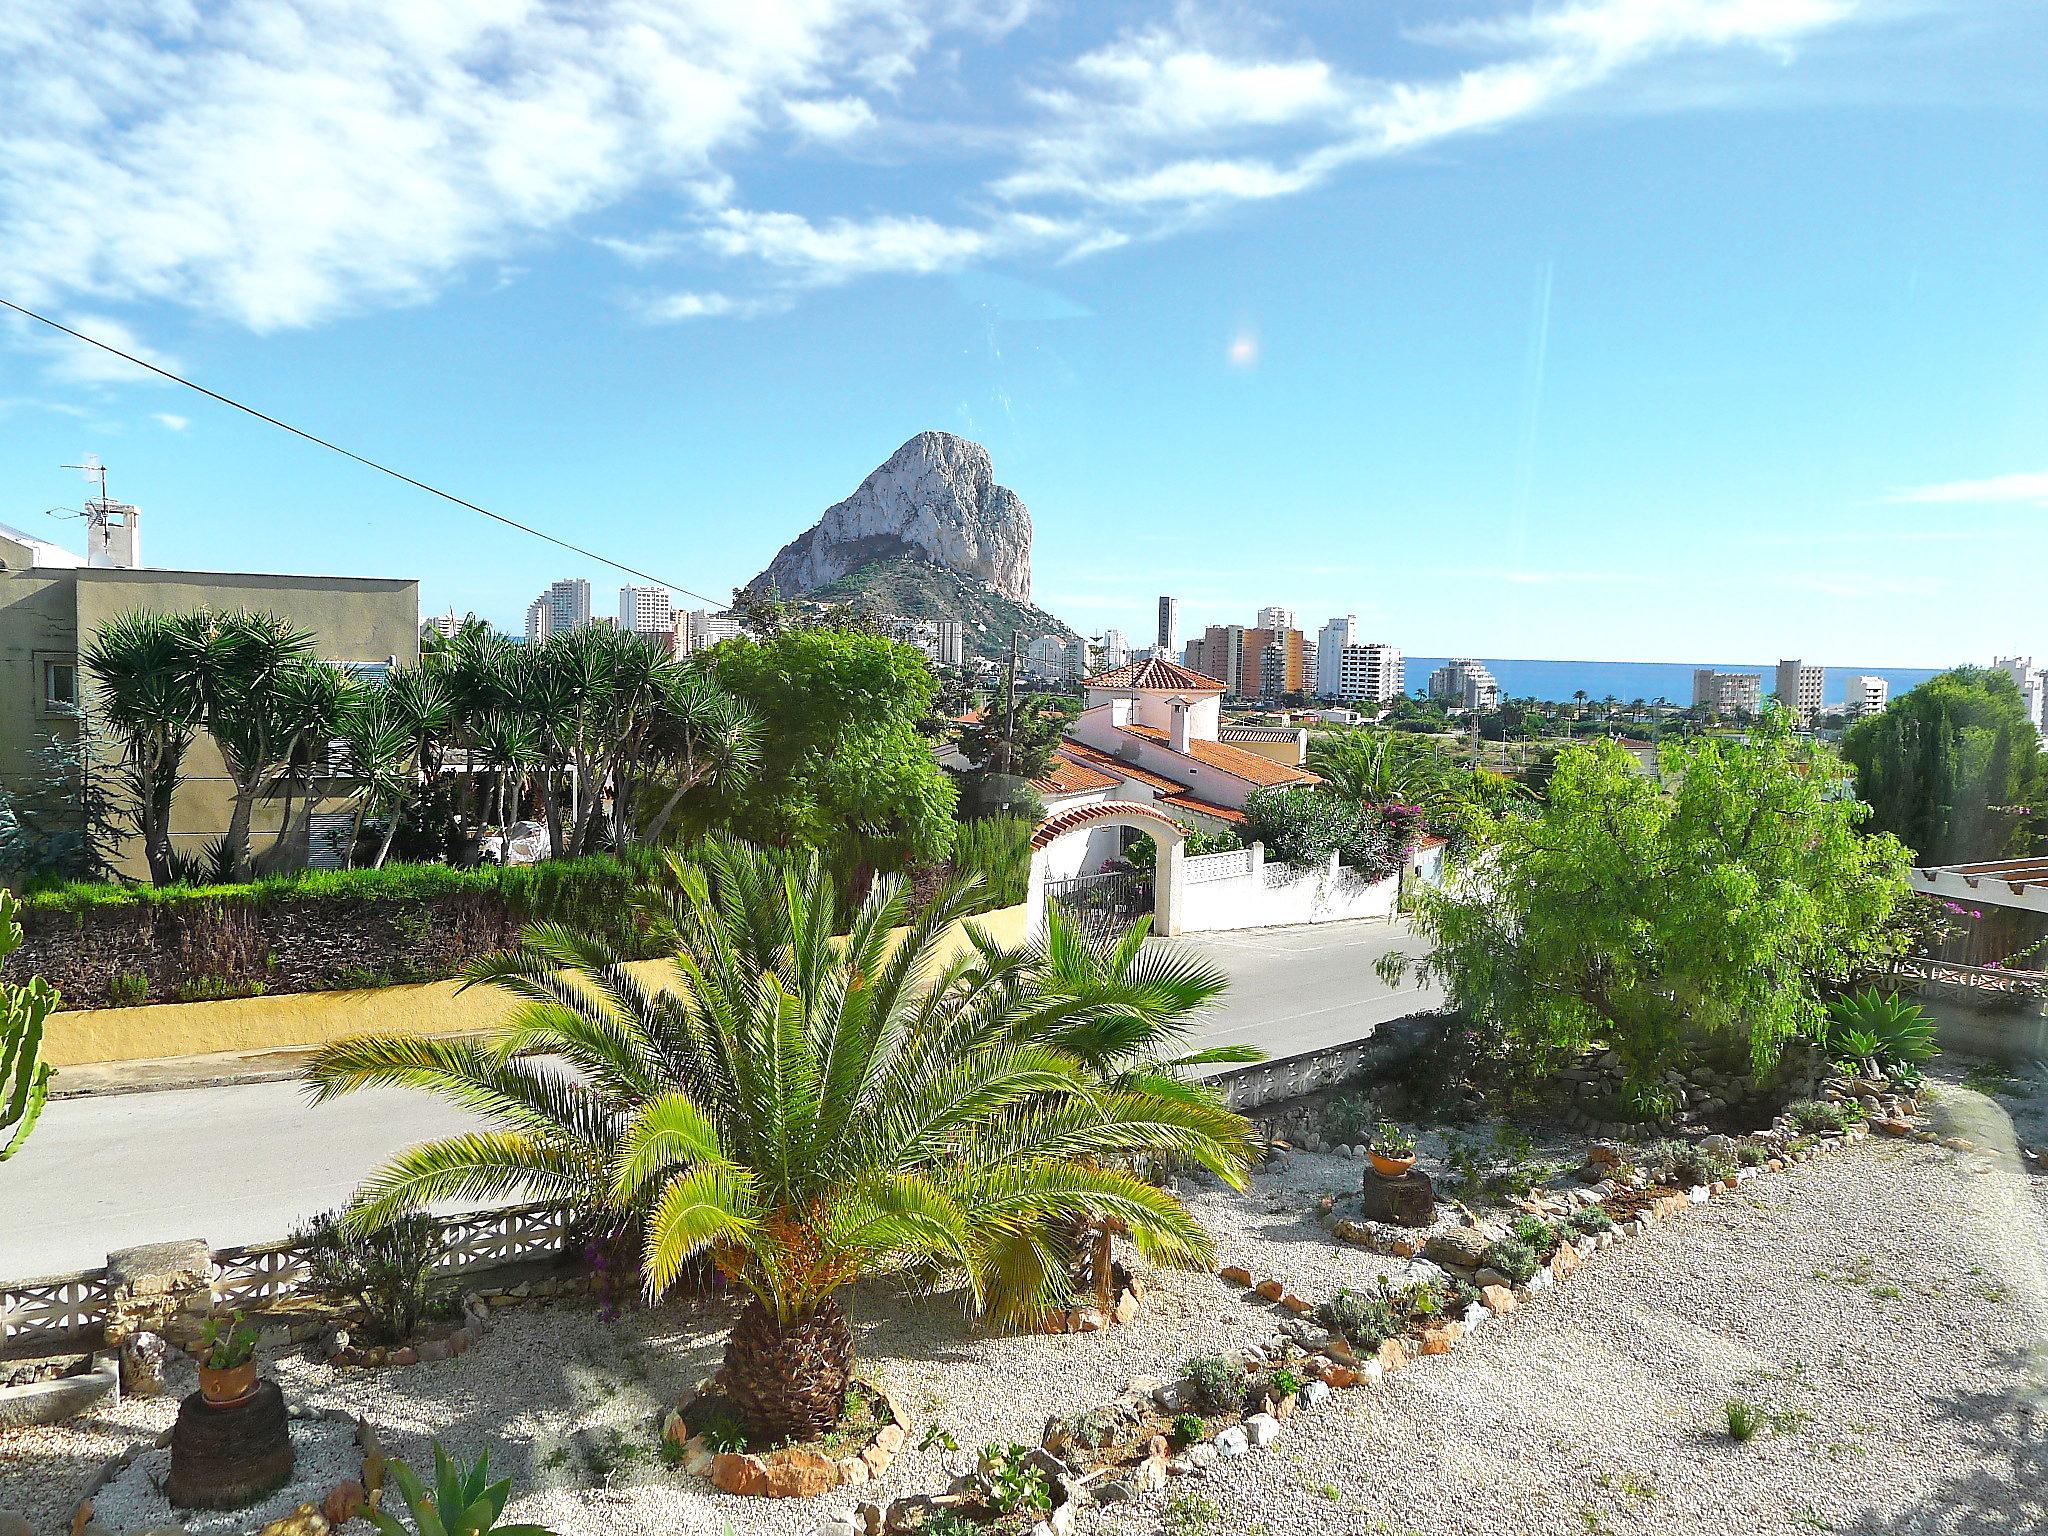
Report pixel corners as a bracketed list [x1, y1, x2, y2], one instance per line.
[982, 906, 1260, 1308]
[633, 671, 762, 846]
[190, 609, 322, 878]
[305, 839, 1251, 1442]
[80, 610, 209, 884]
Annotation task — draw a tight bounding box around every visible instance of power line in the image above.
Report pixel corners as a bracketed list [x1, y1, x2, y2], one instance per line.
[1, 297, 726, 607]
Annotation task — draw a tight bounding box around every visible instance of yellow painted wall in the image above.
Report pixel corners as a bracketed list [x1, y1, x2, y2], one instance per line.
[43, 901, 1030, 1066]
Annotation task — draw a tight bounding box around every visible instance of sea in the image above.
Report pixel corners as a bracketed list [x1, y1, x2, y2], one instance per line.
[1400, 658, 1949, 709]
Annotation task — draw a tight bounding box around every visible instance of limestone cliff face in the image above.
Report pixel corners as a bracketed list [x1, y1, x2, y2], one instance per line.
[749, 432, 1032, 605]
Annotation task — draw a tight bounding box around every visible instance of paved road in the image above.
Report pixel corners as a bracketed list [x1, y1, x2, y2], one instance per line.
[0, 920, 1438, 1279]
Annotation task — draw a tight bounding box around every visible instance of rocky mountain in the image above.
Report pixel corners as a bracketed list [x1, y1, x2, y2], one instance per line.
[746, 431, 1075, 660]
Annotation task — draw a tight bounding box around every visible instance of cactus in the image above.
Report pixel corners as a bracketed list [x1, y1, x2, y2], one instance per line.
[1, 889, 56, 1162]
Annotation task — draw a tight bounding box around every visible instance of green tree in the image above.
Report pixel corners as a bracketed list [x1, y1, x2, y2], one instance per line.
[1392, 716, 1911, 1102]
[710, 628, 958, 875]
[80, 610, 209, 884]
[1, 890, 56, 1162]
[306, 839, 1249, 1442]
[1242, 786, 1397, 877]
[1842, 666, 2046, 864]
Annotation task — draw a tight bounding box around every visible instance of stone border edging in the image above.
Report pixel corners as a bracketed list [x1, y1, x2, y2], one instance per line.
[0, 1352, 118, 1431]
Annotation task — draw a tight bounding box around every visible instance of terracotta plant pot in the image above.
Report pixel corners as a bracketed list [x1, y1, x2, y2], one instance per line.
[1368, 1151, 1417, 1179]
[198, 1360, 258, 1405]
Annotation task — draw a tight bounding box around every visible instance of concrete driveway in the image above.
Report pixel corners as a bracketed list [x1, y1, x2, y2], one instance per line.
[0, 919, 1438, 1280]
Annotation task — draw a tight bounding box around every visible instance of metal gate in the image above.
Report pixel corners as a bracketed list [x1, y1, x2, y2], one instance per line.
[1046, 868, 1152, 941]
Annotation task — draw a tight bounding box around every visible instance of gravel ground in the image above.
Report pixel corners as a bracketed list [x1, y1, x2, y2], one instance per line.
[92, 1418, 362, 1535]
[1095, 1085, 2048, 1536]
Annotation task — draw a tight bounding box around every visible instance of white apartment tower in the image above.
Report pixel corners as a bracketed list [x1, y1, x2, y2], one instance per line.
[619, 585, 674, 636]
[1429, 658, 1500, 710]
[524, 597, 553, 646]
[1257, 605, 1296, 633]
[1315, 615, 1358, 697]
[1337, 642, 1404, 704]
[935, 620, 964, 668]
[1844, 675, 1889, 717]
[541, 578, 592, 635]
[1995, 656, 2047, 731]
[1156, 596, 1179, 657]
[1100, 628, 1131, 670]
[1775, 659, 1824, 723]
[1692, 668, 1763, 715]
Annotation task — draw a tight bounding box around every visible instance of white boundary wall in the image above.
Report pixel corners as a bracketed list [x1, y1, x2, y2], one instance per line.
[1178, 843, 1399, 934]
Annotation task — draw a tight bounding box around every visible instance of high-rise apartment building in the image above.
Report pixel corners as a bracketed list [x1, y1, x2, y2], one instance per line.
[1428, 658, 1500, 710]
[619, 584, 674, 635]
[675, 609, 744, 654]
[1315, 616, 1357, 697]
[1256, 605, 1295, 633]
[540, 578, 592, 635]
[1337, 643, 1404, 704]
[524, 597, 553, 646]
[1249, 627, 1307, 699]
[1156, 596, 1179, 658]
[934, 619, 964, 668]
[1692, 668, 1762, 715]
[1996, 656, 2047, 731]
[1774, 659, 1824, 723]
[1100, 628, 1131, 670]
[1843, 674, 1889, 717]
[1200, 624, 1246, 695]
[1182, 637, 1207, 676]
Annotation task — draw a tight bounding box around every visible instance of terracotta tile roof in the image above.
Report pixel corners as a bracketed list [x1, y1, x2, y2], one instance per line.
[1030, 755, 1120, 797]
[1117, 724, 1321, 788]
[1081, 657, 1227, 694]
[1050, 742, 1246, 827]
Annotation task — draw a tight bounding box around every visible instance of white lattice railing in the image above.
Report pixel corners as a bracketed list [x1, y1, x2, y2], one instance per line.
[1184, 848, 1254, 884]
[1, 1269, 112, 1345]
[2, 1203, 576, 1348]
[1262, 860, 1313, 888]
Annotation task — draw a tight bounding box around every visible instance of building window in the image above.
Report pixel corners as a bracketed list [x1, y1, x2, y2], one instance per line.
[42, 660, 77, 712]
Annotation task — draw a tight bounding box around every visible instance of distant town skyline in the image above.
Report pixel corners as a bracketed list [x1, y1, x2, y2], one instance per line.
[1, 2, 2038, 667]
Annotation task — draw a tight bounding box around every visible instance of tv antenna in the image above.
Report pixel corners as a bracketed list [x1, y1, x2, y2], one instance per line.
[61, 455, 109, 508]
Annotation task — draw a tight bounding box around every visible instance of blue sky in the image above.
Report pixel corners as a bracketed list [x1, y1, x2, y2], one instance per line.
[1, 0, 2042, 666]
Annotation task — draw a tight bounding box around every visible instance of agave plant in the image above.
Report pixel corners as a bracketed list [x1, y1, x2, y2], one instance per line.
[367, 1443, 555, 1536]
[1821, 989, 1937, 1078]
[307, 837, 1252, 1442]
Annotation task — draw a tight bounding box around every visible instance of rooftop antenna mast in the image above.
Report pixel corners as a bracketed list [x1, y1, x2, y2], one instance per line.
[56, 456, 141, 568]
[62, 454, 109, 510]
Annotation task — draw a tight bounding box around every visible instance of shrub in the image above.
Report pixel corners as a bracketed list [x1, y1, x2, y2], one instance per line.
[1737, 1142, 1767, 1167]
[1170, 1412, 1205, 1445]
[295, 1208, 446, 1344]
[1481, 1237, 1540, 1285]
[944, 815, 1031, 911]
[1511, 1213, 1564, 1258]
[1786, 1099, 1848, 1135]
[978, 1442, 1051, 1515]
[1641, 1139, 1733, 1190]
[1161, 1491, 1222, 1536]
[364, 1443, 557, 1536]
[1184, 1354, 1246, 1415]
[1242, 786, 1397, 878]
[1567, 1206, 1614, 1237]
[1322, 1092, 1376, 1146]
[1725, 1398, 1765, 1442]
[1314, 1287, 1401, 1350]
[105, 970, 149, 1006]
[1266, 1366, 1302, 1401]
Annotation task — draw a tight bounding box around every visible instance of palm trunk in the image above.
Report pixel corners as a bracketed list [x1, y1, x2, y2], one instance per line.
[223, 779, 259, 881]
[721, 1293, 853, 1444]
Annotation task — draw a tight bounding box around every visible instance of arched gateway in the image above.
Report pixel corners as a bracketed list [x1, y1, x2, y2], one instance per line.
[1026, 800, 1189, 938]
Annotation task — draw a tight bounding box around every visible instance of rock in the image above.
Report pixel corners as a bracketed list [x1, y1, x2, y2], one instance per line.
[322, 1481, 367, 1527]
[387, 1347, 419, 1367]
[0, 1513, 31, 1536]
[747, 432, 1036, 608]
[712, 1452, 770, 1497]
[1279, 1292, 1312, 1315]
[1133, 1456, 1169, 1493]
[1475, 1267, 1511, 1290]
[1094, 1480, 1136, 1505]
[765, 1449, 853, 1498]
[320, 1324, 352, 1361]
[1322, 1364, 1361, 1389]
[1218, 1266, 1253, 1288]
[1186, 1442, 1220, 1469]
[1418, 1323, 1462, 1355]
[1360, 1167, 1435, 1227]
[1481, 1285, 1518, 1315]
[661, 1409, 691, 1449]
[1214, 1426, 1250, 1457]
[121, 1331, 168, 1396]
[1376, 1338, 1409, 1374]
[70, 1504, 93, 1536]
[884, 1495, 943, 1532]
[1300, 1379, 1332, 1408]
[1070, 1307, 1107, 1333]
[416, 1338, 452, 1364]
[1113, 1289, 1140, 1325]
[1152, 1378, 1191, 1412]
[1254, 1279, 1286, 1302]
[1242, 1412, 1281, 1448]
[1551, 1244, 1580, 1279]
[1423, 1228, 1492, 1268]
[1587, 1142, 1624, 1167]
[256, 1507, 329, 1536]
[814, 1513, 861, 1536]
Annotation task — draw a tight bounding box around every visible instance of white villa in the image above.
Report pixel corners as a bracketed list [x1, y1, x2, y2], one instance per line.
[1031, 657, 1320, 879]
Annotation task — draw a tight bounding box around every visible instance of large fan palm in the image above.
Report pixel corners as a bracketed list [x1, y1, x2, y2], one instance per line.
[305, 838, 1251, 1442]
[80, 610, 210, 884]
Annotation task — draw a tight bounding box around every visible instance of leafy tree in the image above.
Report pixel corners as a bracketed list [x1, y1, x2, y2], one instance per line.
[1842, 666, 2047, 863]
[1242, 786, 1397, 878]
[1390, 716, 1911, 1103]
[0, 712, 125, 883]
[710, 628, 958, 876]
[306, 839, 1249, 1442]
[80, 610, 209, 884]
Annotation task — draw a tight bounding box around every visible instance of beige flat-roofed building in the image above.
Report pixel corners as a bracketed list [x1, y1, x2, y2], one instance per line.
[1, 523, 418, 880]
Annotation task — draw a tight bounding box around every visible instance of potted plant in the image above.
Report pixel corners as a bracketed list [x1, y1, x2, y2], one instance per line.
[197, 1313, 261, 1405]
[1368, 1123, 1417, 1179]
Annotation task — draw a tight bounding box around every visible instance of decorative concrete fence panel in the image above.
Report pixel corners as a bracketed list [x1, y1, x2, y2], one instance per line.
[1177, 844, 1399, 935]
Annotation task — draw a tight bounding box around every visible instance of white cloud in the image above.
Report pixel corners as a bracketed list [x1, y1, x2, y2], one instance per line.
[152, 412, 190, 430]
[1885, 471, 2048, 508]
[786, 95, 878, 139]
[0, 0, 1869, 333]
[27, 314, 182, 386]
[642, 289, 789, 321]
